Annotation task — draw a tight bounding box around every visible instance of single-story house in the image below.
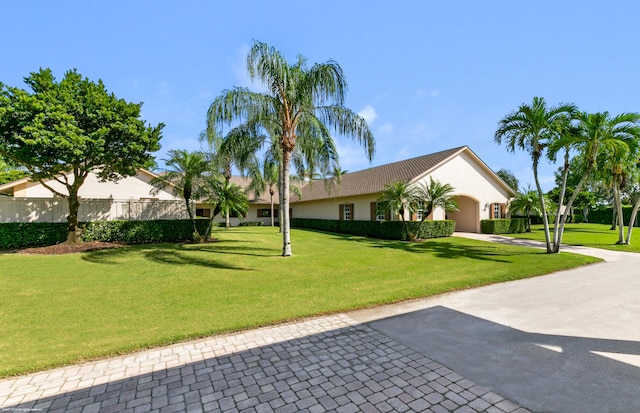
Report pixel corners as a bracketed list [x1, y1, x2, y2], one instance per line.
[0, 146, 515, 232]
[290, 145, 514, 233]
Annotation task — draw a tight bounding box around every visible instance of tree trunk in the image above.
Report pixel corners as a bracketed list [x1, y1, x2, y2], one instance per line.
[269, 186, 275, 227]
[625, 197, 640, 244]
[184, 197, 200, 239]
[66, 193, 82, 244]
[281, 149, 292, 256]
[225, 206, 230, 229]
[278, 165, 284, 234]
[552, 150, 570, 253]
[533, 155, 553, 253]
[555, 155, 595, 252]
[613, 181, 625, 243]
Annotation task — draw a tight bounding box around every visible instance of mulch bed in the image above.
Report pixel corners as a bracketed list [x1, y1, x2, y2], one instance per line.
[17, 241, 126, 255]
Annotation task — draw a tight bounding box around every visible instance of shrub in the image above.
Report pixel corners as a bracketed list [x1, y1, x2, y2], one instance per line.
[239, 221, 264, 227]
[481, 218, 527, 234]
[0, 219, 210, 249]
[291, 218, 455, 240]
[0, 222, 67, 249]
[81, 219, 210, 243]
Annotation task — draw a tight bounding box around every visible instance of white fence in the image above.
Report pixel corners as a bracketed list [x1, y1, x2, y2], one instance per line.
[0, 197, 190, 223]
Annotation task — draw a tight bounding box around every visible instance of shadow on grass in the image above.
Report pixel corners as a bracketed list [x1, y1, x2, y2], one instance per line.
[81, 242, 278, 270]
[298, 229, 539, 263]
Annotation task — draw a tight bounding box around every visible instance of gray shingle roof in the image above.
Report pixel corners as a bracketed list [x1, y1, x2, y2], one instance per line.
[293, 146, 467, 203]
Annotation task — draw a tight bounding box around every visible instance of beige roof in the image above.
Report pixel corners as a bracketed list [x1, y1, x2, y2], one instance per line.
[293, 146, 475, 203]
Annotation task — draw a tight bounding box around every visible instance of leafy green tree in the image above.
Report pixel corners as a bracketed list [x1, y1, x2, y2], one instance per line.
[377, 181, 418, 239]
[0, 68, 162, 243]
[204, 176, 249, 229]
[208, 41, 374, 256]
[496, 168, 519, 192]
[152, 149, 209, 239]
[495, 97, 576, 253]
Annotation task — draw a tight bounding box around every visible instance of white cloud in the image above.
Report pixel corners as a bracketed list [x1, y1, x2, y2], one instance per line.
[358, 105, 377, 124]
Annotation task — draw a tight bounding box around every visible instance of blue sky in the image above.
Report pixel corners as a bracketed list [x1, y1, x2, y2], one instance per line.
[2, 1, 639, 191]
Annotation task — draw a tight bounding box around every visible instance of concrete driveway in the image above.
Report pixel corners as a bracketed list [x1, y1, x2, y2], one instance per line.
[350, 233, 640, 413]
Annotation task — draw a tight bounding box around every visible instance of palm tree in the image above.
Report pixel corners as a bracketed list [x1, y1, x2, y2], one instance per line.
[152, 149, 209, 239]
[204, 176, 249, 229]
[572, 112, 640, 244]
[495, 97, 576, 253]
[208, 41, 374, 256]
[414, 177, 459, 220]
[508, 185, 547, 232]
[377, 181, 418, 240]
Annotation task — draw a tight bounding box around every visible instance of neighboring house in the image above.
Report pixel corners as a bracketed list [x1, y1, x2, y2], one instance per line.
[290, 146, 514, 233]
[0, 169, 186, 223]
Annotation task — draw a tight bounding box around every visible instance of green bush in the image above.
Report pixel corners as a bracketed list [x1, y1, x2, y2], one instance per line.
[481, 218, 527, 234]
[0, 219, 210, 249]
[81, 219, 210, 243]
[0, 222, 67, 249]
[588, 206, 640, 227]
[239, 221, 264, 227]
[291, 218, 455, 240]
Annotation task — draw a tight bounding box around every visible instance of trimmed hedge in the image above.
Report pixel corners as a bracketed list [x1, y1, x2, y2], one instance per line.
[588, 206, 640, 227]
[480, 218, 527, 234]
[0, 219, 210, 249]
[0, 222, 67, 249]
[291, 218, 455, 240]
[239, 221, 264, 227]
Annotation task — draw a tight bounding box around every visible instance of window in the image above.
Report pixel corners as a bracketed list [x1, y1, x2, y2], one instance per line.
[340, 203, 354, 221]
[343, 204, 351, 220]
[258, 208, 278, 218]
[196, 208, 211, 218]
[416, 201, 425, 221]
[493, 203, 501, 219]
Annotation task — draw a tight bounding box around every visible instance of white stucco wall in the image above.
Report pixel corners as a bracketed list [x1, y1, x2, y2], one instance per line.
[14, 171, 179, 200]
[417, 150, 511, 222]
[292, 194, 381, 221]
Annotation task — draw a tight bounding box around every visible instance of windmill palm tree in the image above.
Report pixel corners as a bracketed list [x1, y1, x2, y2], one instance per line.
[495, 97, 576, 253]
[208, 41, 374, 256]
[152, 149, 209, 239]
[377, 181, 418, 240]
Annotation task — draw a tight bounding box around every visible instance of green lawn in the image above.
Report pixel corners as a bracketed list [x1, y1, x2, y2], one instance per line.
[509, 223, 640, 252]
[0, 227, 599, 377]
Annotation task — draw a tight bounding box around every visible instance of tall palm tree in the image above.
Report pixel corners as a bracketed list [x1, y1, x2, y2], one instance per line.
[152, 149, 209, 239]
[572, 112, 640, 244]
[377, 181, 418, 240]
[495, 97, 576, 253]
[208, 41, 374, 256]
